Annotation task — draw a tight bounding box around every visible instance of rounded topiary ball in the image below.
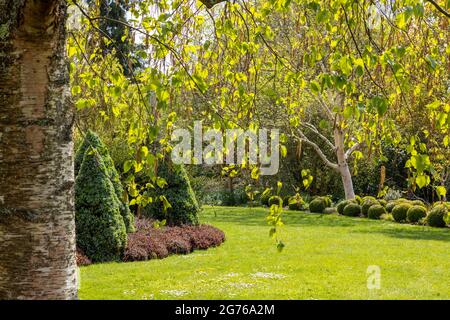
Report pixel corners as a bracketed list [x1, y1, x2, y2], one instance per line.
[386, 202, 397, 213]
[309, 198, 326, 213]
[392, 203, 412, 222]
[361, 199, 379, 217]
[337, 199, 357, 215]
[343, 203, 361, 217]
[268, 195, 283, 207]
[407, 205, 427, 223]
[427, 205, 448, 228]
[337, 200, 350, 215]
[368, 204, 386, 219]
[411, 200, 426, 208]
[363, 196, 377, 202]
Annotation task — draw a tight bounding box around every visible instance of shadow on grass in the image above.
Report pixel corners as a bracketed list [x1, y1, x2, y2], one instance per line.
[201, 206, 450, 243]
[350, 225, 450, 242]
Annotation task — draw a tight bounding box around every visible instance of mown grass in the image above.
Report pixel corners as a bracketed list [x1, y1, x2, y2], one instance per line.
[79, 206, 449, 300]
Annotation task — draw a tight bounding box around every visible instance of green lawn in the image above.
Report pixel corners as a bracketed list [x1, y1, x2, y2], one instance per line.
[79, 206, 450, 300]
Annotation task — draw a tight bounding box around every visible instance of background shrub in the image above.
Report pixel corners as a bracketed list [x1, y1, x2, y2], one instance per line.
[123, 231, 169, 261]
[368, 205, 386, 219]
[268, 196, 283, 207]
[309, 198, 326, 213]
[75, 148, 127, 262]
[361, 199, 379, 216]
[123, 219, 225, 261]
[407, 206, 427, 223]
[337, 200, 355, 215]
[386, 202, 397, 213]
[75, 130, 135, 232]
[343, 203, 361, 217]
[427, 205, 448, 228]
[143, 160, 199, 226]
[288, 194, 305, 211]
[320, 196, 332, 207]
[392, 203, 412, 222]
[411, 200, 426, 208]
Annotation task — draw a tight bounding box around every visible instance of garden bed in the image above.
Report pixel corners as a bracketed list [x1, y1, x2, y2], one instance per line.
[77, 218, 225, 266]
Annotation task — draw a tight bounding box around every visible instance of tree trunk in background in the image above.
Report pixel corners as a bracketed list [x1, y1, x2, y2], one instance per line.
[0, 0, 77, 299]
[334, 128, 356, 200]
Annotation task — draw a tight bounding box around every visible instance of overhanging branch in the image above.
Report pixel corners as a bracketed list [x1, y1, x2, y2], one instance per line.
[294, 131, 338, 171]
[200, 0, 228, 9]
[426, 0, 450, 18]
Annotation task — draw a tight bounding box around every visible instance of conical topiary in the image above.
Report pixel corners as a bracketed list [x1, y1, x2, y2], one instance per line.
[75, 147, 127, 262]
[75, 130, 135, 232]
[143, 160, 199, 226]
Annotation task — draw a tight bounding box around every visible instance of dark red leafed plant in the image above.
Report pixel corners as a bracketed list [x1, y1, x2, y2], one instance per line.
[122, 218, 225, 262]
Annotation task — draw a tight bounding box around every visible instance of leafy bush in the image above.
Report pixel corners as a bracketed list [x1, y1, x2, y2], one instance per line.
[407, 206, 427, 223]
[386, 202, 397, 213]
[268, 196, 283, 207]
[143, 160, 199, 226]
[354, 195, 363, 204]
[368, 205, 386, 219]
[220, 189, 248, 206]
[427, 205, 448, 228]
[379, 199, 387, 207]
[123, 232, 169, 261]
[75, 130, 135, 232]
[123, 219, 225, 261]
[75, 148, 127, 262]
[392, 203, 412, 222]
[361, 199, 379, 216]
[309, 198, 327, 213]
[288, 194, 305, 211]
[384, 188, 403, 201]
[337, 199, 355, 215]
[320, 196, 332, 207]
[343, 203, 361, 217]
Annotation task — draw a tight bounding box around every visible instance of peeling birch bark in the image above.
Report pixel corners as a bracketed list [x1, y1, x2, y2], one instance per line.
[0, 0, 77, 299]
